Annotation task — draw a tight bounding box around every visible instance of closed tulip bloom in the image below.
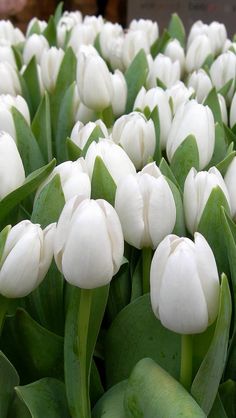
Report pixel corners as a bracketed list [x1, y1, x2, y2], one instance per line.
[115, 170, 176, 249]
[0, 220, 55, 298]
[187, 20, 209, 48]
[187, 69, 213, 103]
[40, 47, 65, 92]
[77, 47, 113, 111]
[0, 94, 30, 141]
[129, 19, 158, 46]
[83, 15, 104, 34]
[112, 112, 156, 170]
[164, 39, 185, 75]
[26, 18, 47, 36]
[184, 167, 230, 234]
[224, 157, 236, 219]
[0, 45, 17, 67]
[0, 131, 25, 199]
[0, 20, 24, 45]
[230, 91, 236, 128]
[0, 62, 21, 95]
[54, 196, 124, 289]
[122, 30, 150, 69]
[68, 23, 97, 54]
[110, 70, 127, 117]
[85, 138, 136, 185]
[57, 12, 82, 47]
[166, 81, 194, 115]
[208, 21, 227, 56]
[150, 232, 220, 334]
[147, 53, 181, 88]
[70, 119, 108, 149]
[134, 86, 172, 150]
[166, 100, 215, 169]
[23, 34, 49, 65]
[210, 51, 236, 103]
[99, 22, 124, 62]
[185, 34, 212, 73]
[109, 36, 125, 72]
[218, 93, 228, 125]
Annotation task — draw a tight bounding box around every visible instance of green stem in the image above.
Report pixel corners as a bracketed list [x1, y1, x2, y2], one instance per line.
[97, 106, 114, 128]
[142, 247, 152, 294]
[77, 288, 92, 418]
[180, 334, 193, 390]
[0, 295, 9, 334]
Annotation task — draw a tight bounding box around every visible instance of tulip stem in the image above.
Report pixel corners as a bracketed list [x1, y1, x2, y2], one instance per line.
[142, 247, 152, 294]
[180, 334, 193, 391]
[77, 288, 92, 418]
[0, 295, 9, 335]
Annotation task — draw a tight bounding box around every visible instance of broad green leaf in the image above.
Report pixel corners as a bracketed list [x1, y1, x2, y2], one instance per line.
[156, 77, 167, 90]
[202, 54, 214, 70]
[149, 106, 161, 164]
[11, 45, 22, 71]
[203, 88, 222, 124]
[55, 82, 75, 162]
[26, 20, 41, 36]
[166, 178, 186, 236]
[12, 107, 45, 175]
[43, 16, 57, 46]
[207, 123, 227, 167]
[66, 138, 82, 160]
[105, 294, 181, 388]
[1, 309, 63, 381]
[91, 156, 116, 205]
[54, 1, 63, 25]
[125, 49, 148, 113]
[0, 159, 55, 225]
[99, 105, 114, 128]
[223, 122, 236, 147]
[81, 125, 104, 157]
[208, 394, 228, 418]
[216, 151, 236, 176]
[124, 358, 206, 417]
[32, 93, 52, 163]
[7, 394, 31, 418]
[168, 13, 186, 47]
[15, 378, 70, 418]
[191, 275, 232, 415]
[22, 57, 42, 118]
[219, 380, 236, 418]
[0, 351, 19, 418]
[159, 157, 179, 189]
[130, 257, 142, 302]
[106, 262, 131, 325]
[151, 29, 171, 58]
[92, 381, 127, 418]
[170, 135, 199, 189]
[218, 79, 233, 98]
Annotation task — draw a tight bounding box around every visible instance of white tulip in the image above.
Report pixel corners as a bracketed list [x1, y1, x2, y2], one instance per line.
[122, 30, 149, 69]
[68, 23, 97, 54]
[166, 81, 194, 115]
[208, 22, 227, 56]
[187, 20, 209, 48]
[164, 39, 185, 75]
[129, 19, 158, 47]
[40, 47, 65, 92]
[57, 12, 82, 47]
[147, 53, 181, 88]
[99, 22, 124, 62]
[230, 90, 236, 128]
[0, 62, 21, 95]
[185, 34, 212, 73]
[218, 93, 228, 125]
[0, 94, 30, 141]
[110, 70, 127, 117]
[224, 157, 236, 219]
[71, 119, 108, 149]
[0, 45, 16, 67]
[187, 69, 213, 103]
[109, 36, 125, 71]
[23, 34, 49, 65]
[0, 20, 24, 45]
[26, 18, 47, 36]
[210, 51, 236, 104]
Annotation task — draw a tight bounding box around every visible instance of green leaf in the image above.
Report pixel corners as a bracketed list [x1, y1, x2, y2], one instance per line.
[166, 178, 186, 236]
[208, 394, 228, 418]
[130, 257, 142, 302]
[216, 151, 236, 176]
[0, 159, 56, 225]
[202, 54, 214, 70]
[106, 262, 131, 325]
[32, 93, 53, 163]
[151, 29, 171, 58]
[125, 49, 148, 113]
[168, 13, 186, 47]
[54, 1, 63, 25]
[218, 79, 233, 98]
[11, 45, 23, 71]
[156, 77, 167, 90]
[55, 82, 75, 162]
[26, 20, 41, 36]
[105, 294, 181, 388]
[12, 107, 45, 175]
[124, 358, 206, 417]
[15, 378, 70, 418]
[207, 123, 227, 167]
[149, 106, 161, 164]
[191, 275, 232, 415]
[43, 16, 57, 46]
[159, 157, 179, 189]
[66, 138, 82, 160]
[170, 135, 199, 190]
[22, 57, 42, 118]
[81, 126, 104, 157]
[203, 88, 222, 124]
[219, 380, 236, 418]
[92, 381, 127, 418]
[91, 156, 117, 205]
[7, 394, 31, 418]
[0, 351, 19, 418]
[94, 33, 103, 56]
[223, 122, 236, 148]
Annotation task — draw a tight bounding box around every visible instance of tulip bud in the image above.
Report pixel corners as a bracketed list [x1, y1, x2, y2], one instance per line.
[183, 167, 230, 234]
[0, 45, 17, 67]
[122, 30, 150, 69]
[83, 15, 104, 34]
[0, 220, 55, 298]
[210, 51, 236, 103]
[57, 12, 82, 48]
[70, 119, 108, 150]
[230, 90, 236, 128]
[218, 93, 228, 125]
[134, 86, 172, 150]
[40, 47, 65, 92]
[187, 69, 213, 103]
[115, 169, 176, 249]
[185, 34, 212, 73]
[150, 232, 220, 334]
[187, 20, 209, 48]
[77, 47, 113, 111]
[0, 131, 25, 199]
[208, 21, 227, 56]
[112, 112, 156, 170]
[224, 157, 236, 219]
[0, 94, 30, 141]
[164, 39, 185, 76]
[0, 20, 24, 45]
[36, 159, 91, 202]
[166, 81, 194, 115]
[54, 196, 124, 289]
[26, 17, 47, 36]
[85, 138, 136, 185]
[129, 19, 158, 47]
[147, 53, 181, 88]
[99, 22, 124, 62]
[0, 62, 21, 95]
[110, 70, 127, 117]
[23, 34, 49, 65]
[166, 100, 215, 170]
[68, 23, 97, 55]
[109, 36, 125, 72]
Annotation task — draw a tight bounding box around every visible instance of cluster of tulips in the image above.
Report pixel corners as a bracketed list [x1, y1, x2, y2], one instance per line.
[0, 2, 235, 417]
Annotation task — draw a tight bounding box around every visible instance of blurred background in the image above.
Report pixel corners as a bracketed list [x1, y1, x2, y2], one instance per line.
[0, 0, 236, 36]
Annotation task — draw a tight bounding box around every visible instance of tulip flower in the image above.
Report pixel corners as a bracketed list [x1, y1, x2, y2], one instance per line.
[57, 12, 82, 47]
[166, 81, 194, 115]
[147, 53, 181, 89]
[40, 47, 65, 92]
[185, 34, 212, 73]
[150, 232, 220, 334]
[187, 69, 213, 103]
[0, 131, 25, 199]
[184, 167, 230, 234]
[129, 19, 158, 46]
[0, 94, 30, 142]
[0, 20, 24, 45]
[70, 119, 109, 150]
[122, 30, 150, 69]
[0, 62, 21, 95]
[218, 93, 228, 125]
[110, 70, 127, 117]
[187, 20, 209, 48]
[0, 220, 55, 298]
[99, 22, 124, 63]
[23, 34, 49, 65]
[0, 45, 17, 68]
[210, 51, 236, 103]
[68, 23, 97, 55]
[112, 112, 156, 170]
[26, 17, 47, 36]
[164, 39, 185, 76]
[208, 21, 227, 56]
[230, 90, 236, 128]
[224, 157, 236, 219]
[166, 100, 215, 170]
[54, 196, 124, 288]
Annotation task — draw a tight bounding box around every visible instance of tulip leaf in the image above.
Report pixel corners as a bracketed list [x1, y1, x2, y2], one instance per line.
[54, 1, 63, 25]
[0, 351, 19, 418]
[202, 54, 214, 70]
[94, 33, 102, 56]
[166, 178, 186, 236]
[170, 134, 199, 189]
[208, 123, 227, 167]
[12, 107, 45, 175]
[124, 358, 207, 418]
[81, 125, 105, 157]
[0, 159, 56, 226]
[92, 380, 127, 418]
[149, 106, 162, 164]
[208, 394, 228, 418]
[1, 308, 64, 381]
[130, 256, 142, 302]
[22, 57, 42, 119]
[91, 156, 117, 205]
[203, 88, 222, 124]
[32, 92, 53, 163]
[151, 29, 171, 58]
[27, 20, 41, 36]
[15, 378, 70, 417]
[168, 13, 186, 47]
[156, 77, 167, 90]
[218, 79, 233, 99]
[7, 394, 31, 418]
[105, 294, 181, 388]
[223, 122, 236, 148]
[219, 380, 236, 418]
[159, 157, 180, 189]
[216, 150, 236, 176]
[64, 284, 109, 417]
[125, 49, 149, 113]
[66, 138, 82, 160]
[43, 16, 57, 46]
[11, 45, 23, 71]
[106, 262, 131, 324]
[191, 274, 232, 415]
